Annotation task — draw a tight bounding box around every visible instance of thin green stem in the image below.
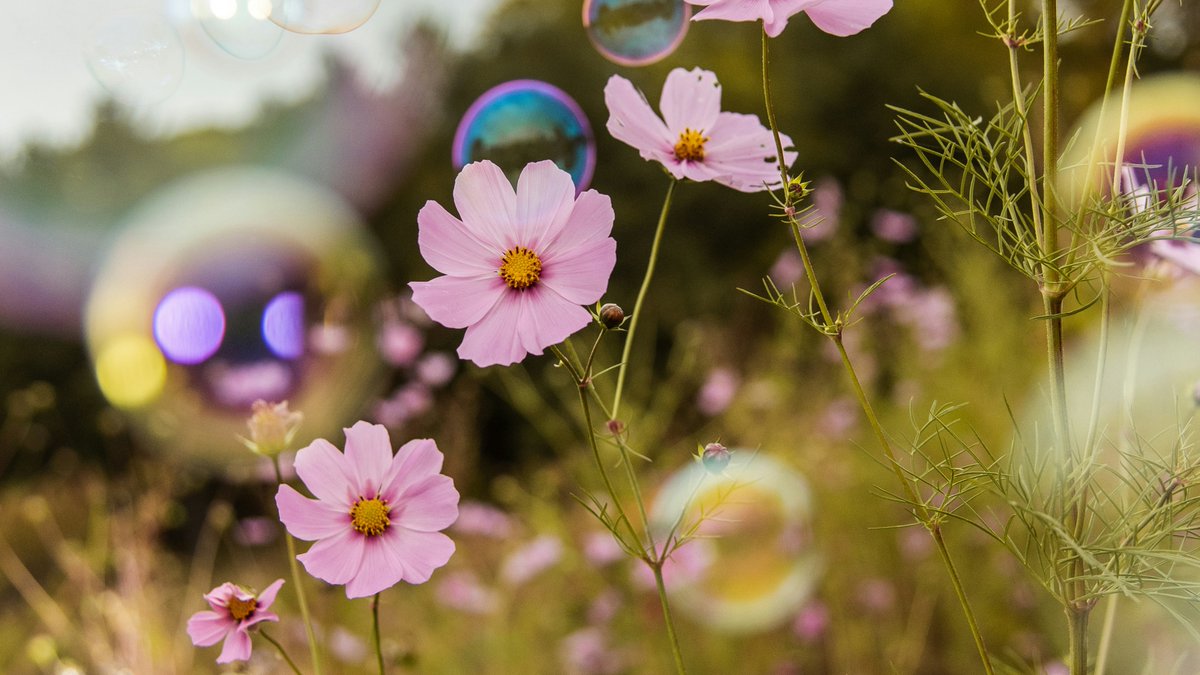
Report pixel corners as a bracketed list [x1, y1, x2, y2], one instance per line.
[1041, 0, 1060, 270]
[612, 179, 677, 420]
[1005, 0, 1045, 246]
[931, 525, 996, 675]
[260, 629, 305, 675]
[1068, 606, 1089, 675]
[652, 562, 688, 675]
[1082, 279, 1110, 457]
[372, 593, 385, 675]
[273, 456, 322, 675]
[1093, 595, 1118, 675]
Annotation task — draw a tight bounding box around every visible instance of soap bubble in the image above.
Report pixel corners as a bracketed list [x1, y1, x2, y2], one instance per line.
[84, 13, 185, 107]
[193, 0, 285, 60]
[86, 168, 386, 466]
[650, 453, 819, 633]
[453, 80, 596, 192]
[268, 0, 381, 34]
[583, 0, 690, 67]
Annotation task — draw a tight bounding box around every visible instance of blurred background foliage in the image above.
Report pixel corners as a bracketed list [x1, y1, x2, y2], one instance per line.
[1, 0, 1199, 672]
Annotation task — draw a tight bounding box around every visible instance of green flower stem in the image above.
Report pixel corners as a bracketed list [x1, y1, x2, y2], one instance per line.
[1093, 595, 1118, 675]
[553, 341, 686, 675]
[259, 629, 305, 675]
[652, 562, 688, 675]
[1005, 0, 1044, 243]
[372, 593, 385, 675]
[1068, 605, 1089, 675]
[612, 178, 677, 421]
[272, 456, 323, 675]
[763, 25, 995, 675]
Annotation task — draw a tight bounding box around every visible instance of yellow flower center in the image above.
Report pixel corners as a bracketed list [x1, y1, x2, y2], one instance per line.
[227, 596, 257, 622]
[498, 246, 543, 291]
[350, 497, 391, 537]
[673, 128, 708, 161]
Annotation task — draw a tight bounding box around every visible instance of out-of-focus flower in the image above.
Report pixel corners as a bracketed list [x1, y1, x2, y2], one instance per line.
[241, 400, 302, 457]
[377, 320, 425, 368]
[818, 397, 858, 438]
[501, 535, 563, 586]
[416, 352, 457, 387]
[605, 68, 795, 192]
[329, 626, 369, 664]
[798, 177, 842, 242]
[232, 517, 279, 547]
[856, 577, 895, 614]
[770, 248, 804, 287]
[631, 539, 714, 590]
[871, 209, 918, 243]
[583, 531, 626, 567]
[791, 600, 829, 643]
[697, 367, 740, 416]
[452, 501, 516, 539]
[687, 0, 893, 37]
[436, 570, 500, 615]
[587, 589, 623, 625]
[275, 422, 459, 598]
[410, 160, 617, 367]
[560, 627, 624, 675]
[187, 579, 284, 664]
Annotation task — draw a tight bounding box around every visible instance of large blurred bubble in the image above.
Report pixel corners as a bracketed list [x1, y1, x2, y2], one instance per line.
[1061, 73, 1200, 203]
[452, 80, 596, 192]
[84, 13, 186, 107]
[583, 0, 690, 67]
[650, 452, 819, 633]
[86, 168, 386, 466]
[268, 0, 381, 34]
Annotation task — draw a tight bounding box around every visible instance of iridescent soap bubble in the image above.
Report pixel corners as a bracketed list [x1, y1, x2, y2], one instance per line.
[86, 168, 386, 466]
[268, 0, 380, 34]
[193, 0, 285, 60]
[583, 0, 690, 67]
[84, 14, 185, 107]
[453, 81, 596, 192]
[650, 453, 819, 633]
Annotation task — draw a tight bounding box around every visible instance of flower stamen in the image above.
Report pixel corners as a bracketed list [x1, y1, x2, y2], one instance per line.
[227, 596, 257, 622]
[499, 246, 543, 290]
[350, 497, 391, 537]
[674, 128, 708, 162]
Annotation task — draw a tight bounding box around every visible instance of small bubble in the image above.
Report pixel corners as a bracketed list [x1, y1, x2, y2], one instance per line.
[453, 80, 596, 192]
[583, 0, 690, 67]
[268, 0, 381, 34]
[192, 0, 285, 60]
[84, 13, 185, 107]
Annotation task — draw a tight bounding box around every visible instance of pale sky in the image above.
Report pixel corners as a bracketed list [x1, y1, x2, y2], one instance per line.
[0, 0, 502, 164]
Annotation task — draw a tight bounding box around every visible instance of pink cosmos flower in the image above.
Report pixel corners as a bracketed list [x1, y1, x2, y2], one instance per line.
[687, 0, 893, 37]
[187, 579, 284, 664]
[605, 68, 796, 192]
[275, 421, 459, 599]
[409, 160, 616, 367]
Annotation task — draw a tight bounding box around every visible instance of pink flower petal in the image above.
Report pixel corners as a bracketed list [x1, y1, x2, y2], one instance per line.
[255, 578, 286, 610]
[804, 0, 892, 36]
[204, 582, 239, 610]
[277, 484, 350, 541]
[417, 200, 497, 276]
[515, 160, 577, 251]
[541, 237, 617, 305]
[702, 112, 796, 192]
[381, 438, 444, 503]
[452, 161, 518, 250]
[242, 609, 279, 629]
[385, 528, 456, 584]
[293, 438, 356, 508]
[216, 628, 253, 664]
[660, 68, 721, 134]
[297, 527, 367, 586]
[187, 611, 231, 647]
[456, 292, 527, 367]
[345, 538, 408, 598]
[541, 190, 614, 255]
[762, 0, 816, 36]
[343, 421, 394, 495]
[392, 474, 460, 532]
[604, 75, 674, 164]
[409, 274, 506, 330]
[690, 0, 773, 25]
[515, 287, 593, 357]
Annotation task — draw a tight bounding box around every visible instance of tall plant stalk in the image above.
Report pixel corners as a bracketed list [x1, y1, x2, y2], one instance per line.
[760, 27, 995, 675]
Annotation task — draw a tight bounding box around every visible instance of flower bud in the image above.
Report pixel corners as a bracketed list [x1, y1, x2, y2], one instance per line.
[599, 303, 625, 329]
[244, 400, 302, 457]
[700, 442, 731, 474]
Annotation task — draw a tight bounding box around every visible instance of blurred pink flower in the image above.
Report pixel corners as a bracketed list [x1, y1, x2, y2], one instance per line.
[770, 248, 804, 287]
[452, 501, 515, 539]
[560, 627, 624, 675]
[583, 531, 626, 567]
[791, 600, 829, 643]
[871, 208, 918, 243]
[501, 535, 563, 586]
[232, 517, 279, 547]
[377, 320, 424, 367]
[410, 160, 616, 367]
[436, 570, 500, 615]
[631, 539, 714, 590]
[416, 352, 457, 387]
[696, 366, 740, 416]
[275, 422, 459, 598]
[187, 579, 284, 664]
[799, 177, 842, 242]
[605, 68, 795, 192]
[687, 0, 892, 37]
